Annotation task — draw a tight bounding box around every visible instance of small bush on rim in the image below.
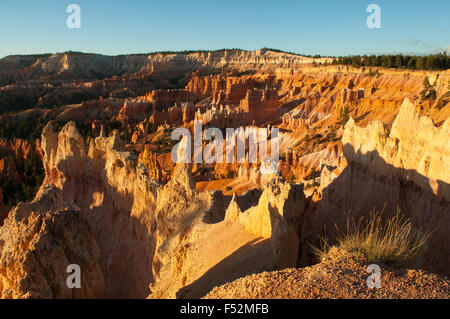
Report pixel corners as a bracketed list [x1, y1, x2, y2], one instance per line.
[312, 209, 431, 264]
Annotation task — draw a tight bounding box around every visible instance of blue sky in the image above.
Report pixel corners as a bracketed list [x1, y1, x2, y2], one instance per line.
[0, 0, 449, 58]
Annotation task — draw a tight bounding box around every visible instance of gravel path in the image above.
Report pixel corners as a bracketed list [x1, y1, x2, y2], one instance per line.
[204, 248, 450, 299]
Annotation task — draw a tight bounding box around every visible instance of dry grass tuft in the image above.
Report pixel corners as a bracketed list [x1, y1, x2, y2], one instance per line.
[313, 209, 431, 264]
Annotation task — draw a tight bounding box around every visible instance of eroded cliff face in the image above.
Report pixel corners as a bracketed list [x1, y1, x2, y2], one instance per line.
[204, 247, 450, 299]
[343, 98, 449, 201]
[0, 95, 448, 298]
[1, 48, 449, 299]
[0, 49, 328, 86]
[150, 168, 305, 299]
[0, 185, 104, 299]
[0, 49, 328, 110]
[304, 99, 450, 275]
[1, 120, 308, 299]
[40, 122, 159, 298]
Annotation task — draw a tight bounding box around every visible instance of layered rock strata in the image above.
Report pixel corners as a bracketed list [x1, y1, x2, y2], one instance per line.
[304, 99, 450, 275]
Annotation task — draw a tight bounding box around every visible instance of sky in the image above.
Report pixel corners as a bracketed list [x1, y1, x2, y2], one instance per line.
[0, 0, 449, 58]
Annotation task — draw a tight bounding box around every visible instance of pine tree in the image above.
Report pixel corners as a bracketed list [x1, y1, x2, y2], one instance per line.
[416, 57, 425, 70]
[395, 55, 403, 68]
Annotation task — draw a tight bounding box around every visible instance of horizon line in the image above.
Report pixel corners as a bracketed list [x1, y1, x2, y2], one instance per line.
[1, 47, 448, 60]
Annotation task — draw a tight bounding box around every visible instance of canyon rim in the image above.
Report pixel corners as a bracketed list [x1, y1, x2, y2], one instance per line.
[0, 0, 449, 304]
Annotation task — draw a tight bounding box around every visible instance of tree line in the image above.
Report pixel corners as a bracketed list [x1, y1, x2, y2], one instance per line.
[331, 53, 450, 70]
[0, 147, 44, 207]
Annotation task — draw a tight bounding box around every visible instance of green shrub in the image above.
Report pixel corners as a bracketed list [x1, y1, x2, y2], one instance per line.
[421, 77, 437, 101]
[338, 105, 350, 125]
[435, 91, 450, 110]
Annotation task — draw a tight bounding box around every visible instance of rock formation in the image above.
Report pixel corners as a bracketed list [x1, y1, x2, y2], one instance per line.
[0, 48, 449, 300]
[304, 99, 450, 275]
[0, 119, 310, 299]
[0, 185, 104, 298]
[149, 167, 305, 299]
[0, 49, 329, 111]
[39, 122, 159, 298]
[138, 146, 165, 183]
[204, 247, 450, 299]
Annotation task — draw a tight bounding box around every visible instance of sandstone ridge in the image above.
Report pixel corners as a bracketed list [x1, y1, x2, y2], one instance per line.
[149, 166, 305, 299]
[1, 120, 310, 299]
[0, 185, 104, 298]
[304, 98, 450, 276]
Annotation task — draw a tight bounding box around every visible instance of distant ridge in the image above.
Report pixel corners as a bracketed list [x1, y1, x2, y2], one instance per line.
[1, 48, 324, 60]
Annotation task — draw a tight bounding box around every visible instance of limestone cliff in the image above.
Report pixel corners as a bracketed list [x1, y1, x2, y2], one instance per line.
[342, 98, 449, 201]
[40, 122, 159, 298]
[0, 49, 328, 110]
[149, 168, 305, 299]
[304, 99, 450, 275]
[0, 185, 104, 298]
[0, 49, 328, 86]
[1, 120, 309, 299]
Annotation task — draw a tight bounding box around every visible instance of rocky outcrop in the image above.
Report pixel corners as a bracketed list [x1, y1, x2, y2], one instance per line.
[116, 99, 153, 122]
[149, 164, 305, 299]
[238, 88, 278, 124]
[279, 145, 343, 182]
[0, 49, 328, 111]
[138, 146, 165, 183]
[144, 89, 199, 112]
[304, 99, 450, 275]
[343, 98, 449, 201]
[39, 122, 159, 298]
[186, 75, 279, 125]
[1, 119, 308, 299]
[0, 185, 104, 299]
[1, 50, 449, 300]
[119, 78, 278, 125]
[204, 247, 450, 299]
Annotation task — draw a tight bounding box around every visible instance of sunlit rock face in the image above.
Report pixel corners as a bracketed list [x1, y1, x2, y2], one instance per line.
[303, 99, 450, 275]
[3, 120, 306, 299]
[149, 164, 305, 299]
[0, 47, 449, 299]
[3, 97, 448, 299]
[0, 185, 104, 299]
[39, 122, 159, 298]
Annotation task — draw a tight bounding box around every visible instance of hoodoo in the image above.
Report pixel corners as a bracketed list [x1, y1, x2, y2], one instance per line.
[0, 46, 449, 300]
